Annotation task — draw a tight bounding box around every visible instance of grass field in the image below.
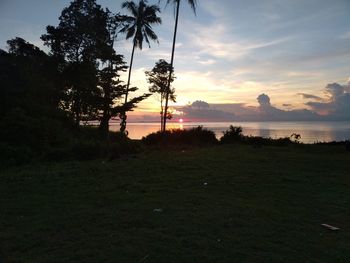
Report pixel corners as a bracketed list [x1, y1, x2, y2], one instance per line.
[1, 144, 349, 262]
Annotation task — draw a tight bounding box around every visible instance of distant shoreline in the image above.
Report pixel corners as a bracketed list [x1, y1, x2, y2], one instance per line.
[95, 121, 350, 144]
[111, 120, 350, 124]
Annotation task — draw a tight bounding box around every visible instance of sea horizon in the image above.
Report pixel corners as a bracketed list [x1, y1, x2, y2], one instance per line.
[107, 120, 350, 143]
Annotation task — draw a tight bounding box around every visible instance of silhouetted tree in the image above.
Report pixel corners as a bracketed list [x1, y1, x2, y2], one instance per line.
[97, 58, 149, 136]
[97, 9, 150, 136]
[0, 38, 61, 117]
[161, 0, 197, 131]
[119, 0, 162, 132]
[0, 38, 74, 154]
[97, 10, 127, 135]
[97, 44, 149, 136]
[41, 0, 110, 125]
[146, 59, 176, 128]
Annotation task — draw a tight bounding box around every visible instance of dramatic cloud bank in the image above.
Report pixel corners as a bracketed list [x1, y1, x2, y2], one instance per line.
[180, 101, 235, 122]
[304, 82, 350, 120]
[177, 81, 350, 122]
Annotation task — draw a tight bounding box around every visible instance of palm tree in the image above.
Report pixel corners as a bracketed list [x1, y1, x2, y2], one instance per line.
[120, 0, 161, 132]
[162, 0, 197, 132]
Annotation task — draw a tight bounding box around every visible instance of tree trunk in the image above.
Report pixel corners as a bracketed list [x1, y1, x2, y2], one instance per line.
[163, 1, 180, 132]
[99, 87, 111, 138]
[73, 92, 81, 127]
[160, 95, 164, 130]
[99, 113, 110, 137]
[120, 41, 136, 133]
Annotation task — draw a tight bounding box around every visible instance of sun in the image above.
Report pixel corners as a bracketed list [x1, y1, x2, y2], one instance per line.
[179, 118, 184, 123]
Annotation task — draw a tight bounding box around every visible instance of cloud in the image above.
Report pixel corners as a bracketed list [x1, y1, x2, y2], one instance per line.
[191, 100, 210, 109]
[257, 93, 271, 106]
[189, 22, 290, 61]
[253, 94, 319, 121]
[340, 31, 350, 40]
[325, 83, 346, 100]
[137, 80, 350, 122]
[177, 94, 320, 122]
[179, 101, 235, 122]
[306, 81, 350, 119]
[198, 59, 216, 65]
[298, 93, 323, 101]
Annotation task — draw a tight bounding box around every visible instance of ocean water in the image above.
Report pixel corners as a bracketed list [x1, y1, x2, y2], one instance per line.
[109, 121, 350, 143]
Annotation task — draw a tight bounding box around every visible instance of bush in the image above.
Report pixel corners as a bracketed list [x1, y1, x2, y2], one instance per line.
[220, 126, 295, 147]
[220, 126, 244, 144]
[142, 126, 218, 146]
[0, 108, 75, 153]
[0, 110, 142, 164]
[43, 131, 142, 162]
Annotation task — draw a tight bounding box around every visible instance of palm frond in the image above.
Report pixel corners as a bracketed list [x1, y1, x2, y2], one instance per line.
[187, 0, 197, 14]
[144, 25, 158, 42]
[121, 1, 138, 17]
[164, 0, 197, 15]
[143, 32, 150, 48]
[121, 0, 161, 50]
[125, 25, 136, 40]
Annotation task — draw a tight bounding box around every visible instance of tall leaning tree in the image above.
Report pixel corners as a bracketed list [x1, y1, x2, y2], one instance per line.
[119, 0, 162, 133]
[162, 0, 197, 132]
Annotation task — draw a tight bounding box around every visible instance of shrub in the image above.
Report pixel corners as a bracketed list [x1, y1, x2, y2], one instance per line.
[220, 126, 295, 146]
[0, 108, 75, 153]
[142, 126, 218, 146]
[220, 126, 243, 144]
[43, 130, 142, 161]
[290, 133, 301, 143]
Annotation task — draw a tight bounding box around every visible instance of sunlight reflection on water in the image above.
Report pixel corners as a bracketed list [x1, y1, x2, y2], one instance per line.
[109, 121, 350, 143]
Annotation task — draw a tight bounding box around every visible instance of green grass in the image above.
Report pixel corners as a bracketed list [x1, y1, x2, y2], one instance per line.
[1, 144, 349, 262]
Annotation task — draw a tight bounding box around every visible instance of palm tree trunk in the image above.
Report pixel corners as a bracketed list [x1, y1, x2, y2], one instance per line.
[160, 94, 164, 130]
[120, 41, 136, 133]
[163, 0, 180, 132]
[125, 41, 136, 104]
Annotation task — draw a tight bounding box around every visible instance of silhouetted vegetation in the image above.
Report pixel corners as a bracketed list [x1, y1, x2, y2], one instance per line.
[220, 125, 244, 144]
[146, 59, 176, 128]
[220, 126, 298, 146]
[1, 0, 207, 166]
[119, 0, 162, 132]
[160, 0, 197, 131]
[0, 0, 162, 166]
[142, 126, 218, 146]
[44, 129, 141, 162]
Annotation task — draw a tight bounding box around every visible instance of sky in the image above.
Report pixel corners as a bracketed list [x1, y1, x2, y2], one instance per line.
[1, 0, 349, 121]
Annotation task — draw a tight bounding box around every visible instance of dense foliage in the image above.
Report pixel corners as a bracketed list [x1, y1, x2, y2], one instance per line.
[142, 126, 218, 146]
[0, 0, 155, 165]
[146, 59, 176, 127]
[119, 0, 161, 132]
[220, 126, 297, 146]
